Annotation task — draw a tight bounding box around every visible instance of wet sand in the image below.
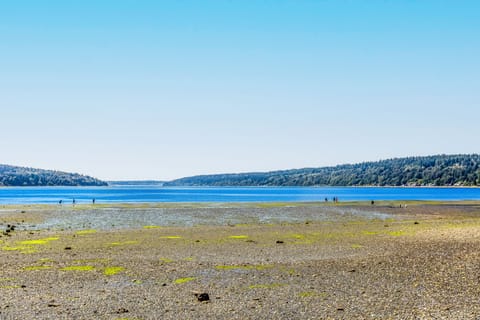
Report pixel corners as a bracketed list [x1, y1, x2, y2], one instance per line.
[0, 202, 479, 319]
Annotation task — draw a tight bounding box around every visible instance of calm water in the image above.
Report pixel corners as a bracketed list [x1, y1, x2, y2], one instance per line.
[0, 186, 479, 204]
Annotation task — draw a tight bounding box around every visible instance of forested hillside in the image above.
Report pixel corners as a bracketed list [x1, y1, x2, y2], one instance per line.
[108, 180, 164, 186]
[0, 164, 107, 186]
[166, 154, 480, 187]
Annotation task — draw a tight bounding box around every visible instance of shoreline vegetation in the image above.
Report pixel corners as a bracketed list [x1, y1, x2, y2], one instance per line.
[0, 201, 479, 319]
[1, 154, 480, 187]
[166, 154, 480, 187]
[0, 164, 107, 187]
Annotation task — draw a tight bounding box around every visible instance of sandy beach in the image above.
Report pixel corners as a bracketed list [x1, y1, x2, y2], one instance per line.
[0, 202, 479, 319]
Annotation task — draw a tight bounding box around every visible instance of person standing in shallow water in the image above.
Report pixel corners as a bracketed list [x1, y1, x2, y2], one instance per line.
[92, 198, 96, 204]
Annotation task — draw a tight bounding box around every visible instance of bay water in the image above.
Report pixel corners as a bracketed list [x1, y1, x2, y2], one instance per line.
[0, 186, 479, 205]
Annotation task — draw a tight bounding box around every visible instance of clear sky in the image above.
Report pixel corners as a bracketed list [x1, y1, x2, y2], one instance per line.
[1, 1, 479, 181]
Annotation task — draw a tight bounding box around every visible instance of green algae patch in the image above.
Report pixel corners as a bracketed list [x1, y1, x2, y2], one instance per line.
[174, 277, 196, 284]
[281, 268, 296, 275]
[254, 202, 299, 208]
[228, 235, 248, 239]
[362, 231, 379, 236]
[286, 233, 318, 244]
[234, 223, 252, 227]
[108, 240, 139, 246]
[299, 291, 316, 298]
[76, 229, 97, 235]
[74, 258, 110, 264]
[2, 246, 37, 254]
[43, 237, 60, 241]
[160, 258, 174, 263]
[291, 234, 305, 239]
[19, 237, 59, 245]
[388, 231, 406, 237]
[0, 285, 21, 289]
[143, 225, 161, 229]
[248, 283, 285, 289]
[0, 278, 15, 282]
[299, 291, 328, 298]
[61, 265, 95, 271]
[104, 266, 125, 276]
[160, 236, 182, 239]
[2, 246, 27, 251]
[216, 265, 245, 270]
[351, 244, 363, 249]
[216, 264, 273, 271]
[23, 266, 53, 271]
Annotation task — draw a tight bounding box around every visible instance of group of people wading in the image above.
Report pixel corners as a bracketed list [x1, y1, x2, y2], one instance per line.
[58, 198, 96, 205]
[325, 197, 339, 203]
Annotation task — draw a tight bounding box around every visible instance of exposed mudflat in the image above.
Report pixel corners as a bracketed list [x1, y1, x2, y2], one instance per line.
[0, 202, 479, 319]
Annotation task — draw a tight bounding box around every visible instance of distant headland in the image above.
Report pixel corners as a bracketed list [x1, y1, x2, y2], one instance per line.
[165, 154, 480, 187]
[2, 154, 479, 187]
[0, 164, 107, 187]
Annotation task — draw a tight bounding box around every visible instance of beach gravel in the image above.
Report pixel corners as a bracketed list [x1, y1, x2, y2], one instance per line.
[0, 202, 479, 319]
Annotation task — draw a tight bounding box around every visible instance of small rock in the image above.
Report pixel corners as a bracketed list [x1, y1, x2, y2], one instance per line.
[116, 308, 129, 314]
[276, 240, 284, 244]
[348, 269, 356, 272]
[337, 307, 344, 311]
[64, 247, 72, 250]
[195, 293, 210, 302]
[414, 221, 419, 225]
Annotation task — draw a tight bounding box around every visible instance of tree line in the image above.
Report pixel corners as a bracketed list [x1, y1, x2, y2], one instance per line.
[166, 154, 480, 187]
[0, 164, 107, 186]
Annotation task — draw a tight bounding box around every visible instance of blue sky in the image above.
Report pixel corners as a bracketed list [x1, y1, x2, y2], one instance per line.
[1, 1, 479, 180]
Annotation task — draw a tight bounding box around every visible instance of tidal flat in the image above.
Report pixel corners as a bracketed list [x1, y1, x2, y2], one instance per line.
[0, 202, 479, 319]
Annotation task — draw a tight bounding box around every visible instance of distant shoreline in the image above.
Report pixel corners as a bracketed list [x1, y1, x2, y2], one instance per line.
[3, 184, 479, 188]
[1, 186, 479, 205]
